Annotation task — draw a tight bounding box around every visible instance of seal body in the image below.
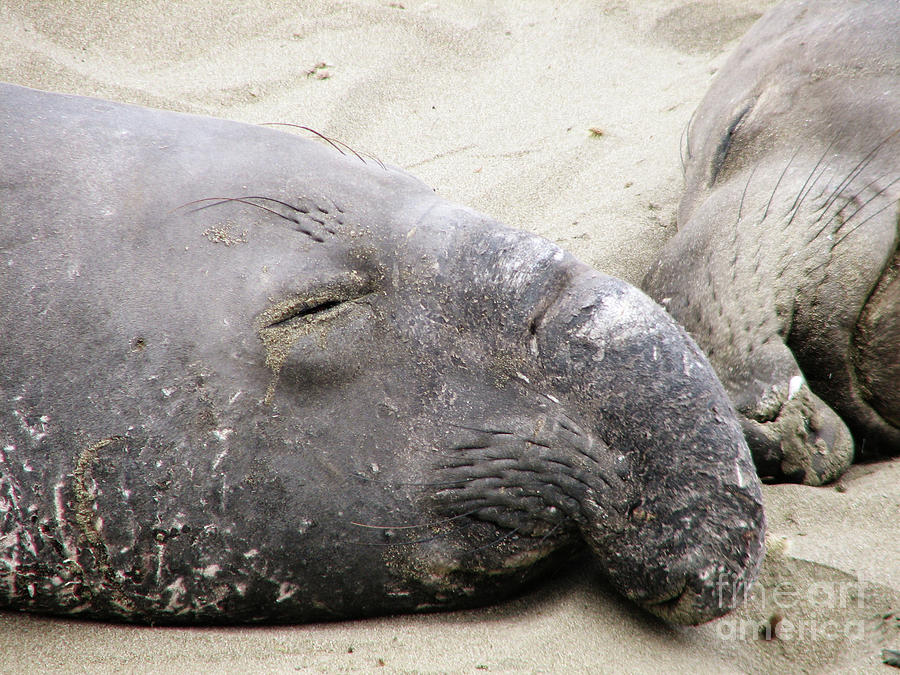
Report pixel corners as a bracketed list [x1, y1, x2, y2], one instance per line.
[1, 83, 763, 625]
[643, 0, 900, 485]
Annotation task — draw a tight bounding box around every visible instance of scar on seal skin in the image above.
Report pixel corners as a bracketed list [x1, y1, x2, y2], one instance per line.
[644, 0, 900, 485]
[1, 82, 763, 626]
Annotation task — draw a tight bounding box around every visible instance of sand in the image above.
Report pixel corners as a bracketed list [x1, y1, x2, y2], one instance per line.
[0, 1, 897, 672]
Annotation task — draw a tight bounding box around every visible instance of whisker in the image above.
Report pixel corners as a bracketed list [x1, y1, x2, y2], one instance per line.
[262, 122, 384, 167]
[350, 508, 481, 530]
[261, 122, 350, 158]
[785, 136, 839, 229]
[736, 162, 758, 224]
[447, 423, 515, 436]
[353, 472, 475, 488]
[804, 192, 896, 278]
[813, 174, 900, 243]
[228, 194, 313, 215]
[818, 128, 900, 216]
[831, 194, 900, 249]
[464, 527, 521, 555]
[535, 520, 568, 548]
[763, 147, 800, 221]
[178, 196, 299, 223]
[177, 195, 336, 241]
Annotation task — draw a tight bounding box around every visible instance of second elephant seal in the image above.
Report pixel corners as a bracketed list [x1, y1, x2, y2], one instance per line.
[644, 0, 900, 485]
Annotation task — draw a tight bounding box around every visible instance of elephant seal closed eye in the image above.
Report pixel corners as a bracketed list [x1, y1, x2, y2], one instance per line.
[644, 0, 899, 485]
[0, 82, 763, 626]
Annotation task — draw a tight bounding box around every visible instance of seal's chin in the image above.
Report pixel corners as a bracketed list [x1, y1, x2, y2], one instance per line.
[643, 583, 706, 625]
[591, 498, 765, 626]
[624, 548, 763, 626]
[643, 587, 722, 626]
[638, 565, 749, 626]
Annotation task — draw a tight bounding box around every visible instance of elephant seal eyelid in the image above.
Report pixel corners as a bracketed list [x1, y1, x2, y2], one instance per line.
[262, 298, 345, 329]
[710, 101, 755, 185]
[258, 277, 378, 330]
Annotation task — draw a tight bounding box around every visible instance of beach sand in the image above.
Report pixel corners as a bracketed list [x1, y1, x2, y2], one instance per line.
[0, 1, 897, 672]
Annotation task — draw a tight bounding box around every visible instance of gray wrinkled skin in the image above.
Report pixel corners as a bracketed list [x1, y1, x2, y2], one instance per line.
[644, 0, 900, 486]
[1, 83, 763, 626]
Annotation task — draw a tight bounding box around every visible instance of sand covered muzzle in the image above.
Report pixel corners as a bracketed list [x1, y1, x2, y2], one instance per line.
[0, 82, 762, 626]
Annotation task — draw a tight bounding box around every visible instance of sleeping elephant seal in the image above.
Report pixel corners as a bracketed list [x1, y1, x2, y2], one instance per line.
[0, 82, 763, 626]
[643, 0, 899, 485]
